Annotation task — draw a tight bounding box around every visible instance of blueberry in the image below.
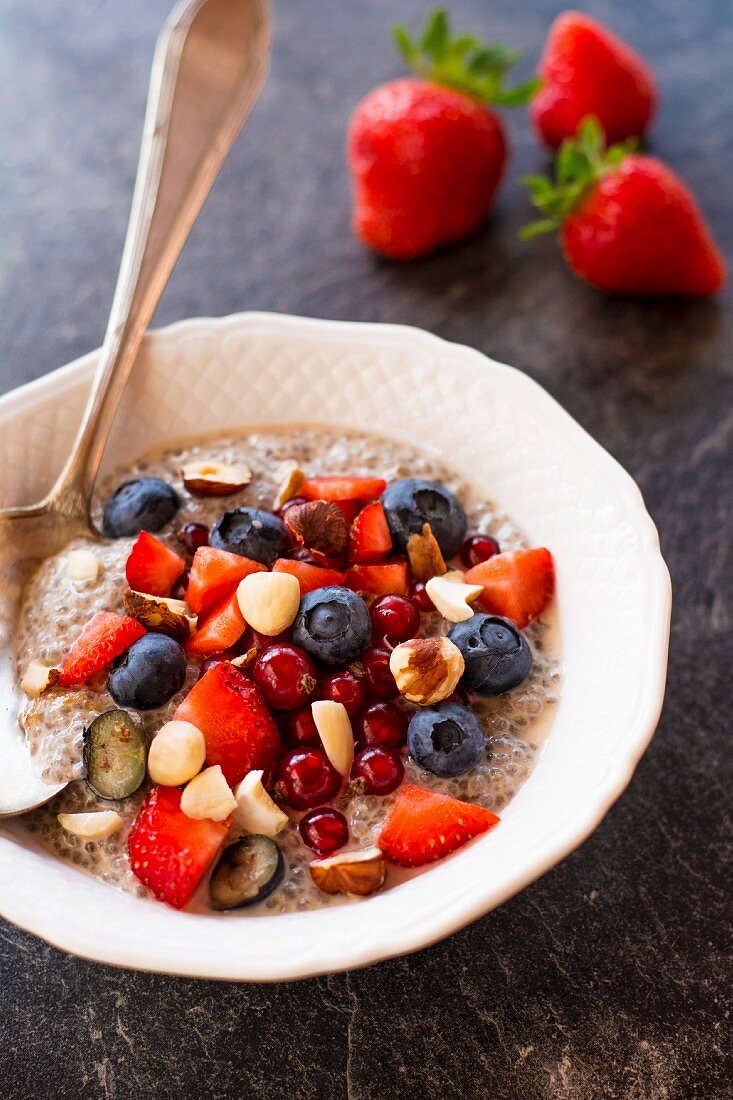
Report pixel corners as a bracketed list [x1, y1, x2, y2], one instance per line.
[107, 634, 186, 711]
[407, 702, 485, 777]
[381, 478, 467, 559]
[210, 507, 287, 566]
[448, 614, 532, 696]
[102, 477, 179, 538]
[292, 586, 371, 666]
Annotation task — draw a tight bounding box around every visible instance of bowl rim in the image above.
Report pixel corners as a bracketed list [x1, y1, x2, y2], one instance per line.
[0, 311, 672, 980]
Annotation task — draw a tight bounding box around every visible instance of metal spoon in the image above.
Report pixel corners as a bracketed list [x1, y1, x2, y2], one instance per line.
[0, 0, 270, 816]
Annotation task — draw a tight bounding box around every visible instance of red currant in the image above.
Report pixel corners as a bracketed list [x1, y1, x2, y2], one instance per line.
[197, 653, 226, 679]
[409, 580, 434, 613]
[299, 807, 349, 854]
[351, 747, 404, 796]
[274, 748, 342, 810]
[355, 701, 408, 750]
[352, 646, 398, 700]
[445, 684, 470, 706]
[370, 595, 420, 645]
[279, 705, 321, 748]
[179, 522, 210, 556]
[251, 643, 318, 710]
[460, 534, 500, 569]
[319, 670, 367, 717]
[170, 569, 190, 602]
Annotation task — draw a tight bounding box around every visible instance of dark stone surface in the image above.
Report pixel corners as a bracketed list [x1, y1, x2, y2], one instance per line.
[1, 0, 731, 1096]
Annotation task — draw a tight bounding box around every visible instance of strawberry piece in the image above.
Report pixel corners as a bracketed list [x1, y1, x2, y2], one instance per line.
[379, 784, 499, 867]
[272, 558, 347, 595]
[174, 662, 280, 786]
[464, 548, 555, 629]
[185, 546, 266, 616]
[185, 591, 247, 658]
[332, 499, 364, 525]
[349, 500, 392, 564]
[531, 12, 657, 149]
[300, 477, 387, 503]
[128, 786, 229, 909]
[58, 611, 145, 686]
[125, 531, 185, 597]
[345, 561, 408, 597]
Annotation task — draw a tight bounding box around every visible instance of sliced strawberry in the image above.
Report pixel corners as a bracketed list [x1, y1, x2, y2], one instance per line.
[300, 476, 387, 502]
[345, 560, 408, 597]
[128, 786, 229, 909]
[348, 500, 392, 563]
[125, 531, 185, 598]
[332, 499, 364, 525]
[379, 784, 499, 867]
[464, 548, 555, 629]
[185, 546, 266, 616]
[185, 591, 246, 658]
[174, 662, 280, 786]
[272, 558, 347, 595]
[58, 611, 146, 687]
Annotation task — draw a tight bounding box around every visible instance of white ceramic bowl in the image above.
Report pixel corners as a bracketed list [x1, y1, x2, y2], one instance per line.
[0, 313, 671, 980]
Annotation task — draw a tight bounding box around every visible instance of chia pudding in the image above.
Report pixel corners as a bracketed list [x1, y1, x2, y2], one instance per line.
[16, 427, 560, 914]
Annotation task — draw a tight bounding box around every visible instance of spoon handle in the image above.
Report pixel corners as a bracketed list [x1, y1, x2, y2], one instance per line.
[51, 0, 270, 522]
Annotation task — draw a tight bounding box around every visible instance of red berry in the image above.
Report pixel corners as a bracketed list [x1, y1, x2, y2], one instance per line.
[252, 644, 318, 710]
[274, 749, 342, 810]
[355, 701, 408, 750]
[460, 534, 500, 570]
[276, 496, 308, 520]
[170, 569, 190, 602]
[319, 670, 368, 717]
[180, 522, 210, 556]
[299, 807, 349, 855]
[445, 684, 470, 706]
[370, 595, 420, 645]
[279, 706, 321, 749]
[351, 747, 404, 796]
[352, 646, 398, 700]
[197, 653, 226, 680]
[409, 581, 434, 613]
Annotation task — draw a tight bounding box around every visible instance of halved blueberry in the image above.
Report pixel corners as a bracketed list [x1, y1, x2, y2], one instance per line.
[210, 507, 287, 566]
[84, 709, 146, 800]
[381, 478, 467, 559]
[209, 836, 285, 910]
[407, 702, 485, 777]
[292, 586, 371, 666]
[448, 614, 532, 696]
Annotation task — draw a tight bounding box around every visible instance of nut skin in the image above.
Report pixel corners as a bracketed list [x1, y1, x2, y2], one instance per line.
[182, 461, 252, 497]
[236, 571, 301, 637]
[309, 847, 386, 896]
[273, 465, 305, 510]
[389, 636, 465, 705]
[284, 500, 348, 557]
[406, 523, 446, 582]
[124, 589, 197, 641]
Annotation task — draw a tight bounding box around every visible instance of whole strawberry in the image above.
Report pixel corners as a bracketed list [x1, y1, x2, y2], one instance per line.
[348, 8, 539, 260]
[522, 117, 725, 298]
[531, 11, 657, 149]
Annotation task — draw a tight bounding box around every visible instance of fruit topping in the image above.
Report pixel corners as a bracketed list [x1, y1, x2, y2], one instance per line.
[293, 586, 371, 666]
[233, 770, 289, 837]
[351, 746, 404, 796]
[379, 784, 499, 867]
[464, 547, 555, 629]
[348, 500, 392, 563]
[185, 545, 266, 616]
[272, 558, 347, 595]
[83, 709, 147, 800]
[20, 660, 59, 698]
[300, 476, 387, 502]
[174, 662, 280, 786]
[129, 785, 229, 909]
[299, 807, 349, 855]
[311, 700, 355, 777]
[125, 531, 185, 598]
[179, 522, 210, 555]
[273, 465, 306, 510]
[351, 645, 398, 700]
[184, 590, 246, 658]
[182, 460, 251, 497]
[448, 614, 532, 696]
[406, 522, 446, 582]
[58, 611, 146, 687]
[251, 643, 318, 711]
[65, 549, 101, 582]
[460, 534, 500, 569]
[58, 810, 123, 840]
[408, 580, 434, 613]
[209, 835, 285, 910]
[424, 571, 483, 623]
[147, 719, 206, 788]
[344, 561, 409, 597]
[354, 701, 408, 751]
[389, 636, 464, 705]
[210, 507, 288, 566]
[369, 594, 420, 645]
[236, 571, 301, 637]
[278, 705, 321, 748]
[381, 478, 467, 559]
[273, 748, 343, 811]
[180, 764, 237, 821]
[123, 589, 197, 641]
[309, 847, 386, 896]
[319, 669, 367, 717]
[107, 633, 187, 711]
[407, 702, 485, 777]
[102, 476, 180, 539]
[284, 500, 348, 558]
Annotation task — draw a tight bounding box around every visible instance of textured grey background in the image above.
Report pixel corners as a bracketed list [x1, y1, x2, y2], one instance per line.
[1, 1, 732, 1097]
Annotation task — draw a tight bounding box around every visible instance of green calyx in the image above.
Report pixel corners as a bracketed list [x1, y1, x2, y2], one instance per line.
[393, 7, 540, 108]
[520, 116, 638, 239]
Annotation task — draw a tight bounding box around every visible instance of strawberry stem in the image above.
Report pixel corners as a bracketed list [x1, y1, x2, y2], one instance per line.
[393, 6, 540, 107]
[520, 116, 638, 238]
